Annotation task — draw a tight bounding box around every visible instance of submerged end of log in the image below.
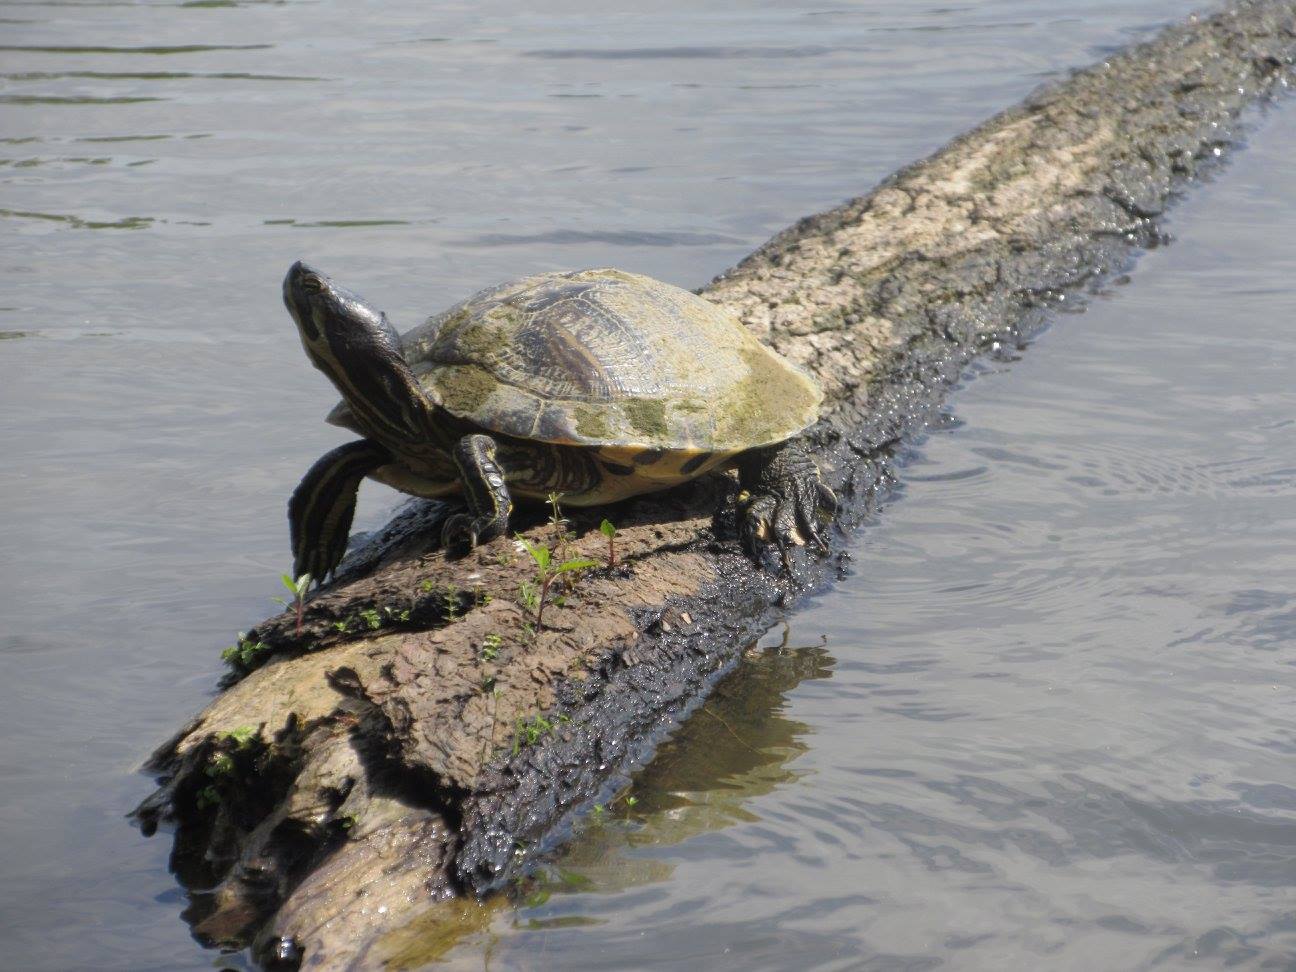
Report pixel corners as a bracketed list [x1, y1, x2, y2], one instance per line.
[133, 3, 1296, 967]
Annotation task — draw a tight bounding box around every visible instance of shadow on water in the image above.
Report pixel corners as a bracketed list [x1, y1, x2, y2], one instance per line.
[364, 636, 835, 969]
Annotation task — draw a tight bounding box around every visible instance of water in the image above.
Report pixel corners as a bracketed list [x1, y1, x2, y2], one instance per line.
[2, 1, 1292, 969]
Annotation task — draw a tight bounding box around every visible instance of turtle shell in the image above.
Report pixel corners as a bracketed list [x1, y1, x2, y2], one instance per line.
[332, 268, 822, 451]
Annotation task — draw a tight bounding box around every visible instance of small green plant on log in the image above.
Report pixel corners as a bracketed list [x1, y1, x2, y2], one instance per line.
[220, 633, 270, 669]
[347, 605, 410, 632]
[481, 633, 503, 662]
[196, 726, 258, 808]
[517, 580, 539, 615]
[512, 714, 554, 754]
[510, 712, 569, 754]
[274, 572, 311, 637]
[217, 725, 258, 747]
[515, 535, 597, 634]
[599, 518, 618, 567]
[546, 491, 574, 560]
[548, 492, 590, 597]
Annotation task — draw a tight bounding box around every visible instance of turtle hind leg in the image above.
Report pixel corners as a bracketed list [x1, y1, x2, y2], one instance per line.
[737, 440, 838, 573]
[289, 439, 391, 585]
[441, 434, 512, 554]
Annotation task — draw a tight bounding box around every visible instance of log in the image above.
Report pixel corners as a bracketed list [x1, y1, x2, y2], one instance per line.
[134, 3, 1296, 967]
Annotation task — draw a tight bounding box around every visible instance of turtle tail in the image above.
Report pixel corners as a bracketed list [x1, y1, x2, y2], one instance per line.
[289, 439, 391, 585]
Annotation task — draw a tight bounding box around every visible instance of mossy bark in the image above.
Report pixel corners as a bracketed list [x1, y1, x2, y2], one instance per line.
[135, 3, 1296, 968]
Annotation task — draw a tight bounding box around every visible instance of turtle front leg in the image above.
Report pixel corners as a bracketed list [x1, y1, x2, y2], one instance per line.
[290, 438, 392, 585]
[442, 434, 512, 553]
[737, 440, 837, 571]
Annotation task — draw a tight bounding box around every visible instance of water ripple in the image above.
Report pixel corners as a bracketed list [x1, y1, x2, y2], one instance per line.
[0, 43, 273, 54]
[525, 45, 839, 60]
[461, 229, 745, 248]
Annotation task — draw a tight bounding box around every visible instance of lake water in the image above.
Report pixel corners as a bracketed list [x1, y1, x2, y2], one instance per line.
[2, 1, 1293, 969]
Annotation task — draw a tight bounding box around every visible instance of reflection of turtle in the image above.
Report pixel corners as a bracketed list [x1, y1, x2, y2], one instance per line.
[282, 262, 836, 583]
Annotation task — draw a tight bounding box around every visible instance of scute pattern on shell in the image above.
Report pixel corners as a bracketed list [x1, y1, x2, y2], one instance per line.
[397, 268, 822, 450]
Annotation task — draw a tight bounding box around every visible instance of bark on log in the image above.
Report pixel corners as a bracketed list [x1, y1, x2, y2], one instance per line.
[134, 3, 1296, 967]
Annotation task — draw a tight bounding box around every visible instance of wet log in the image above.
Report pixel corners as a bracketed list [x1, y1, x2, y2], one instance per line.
[134, 3, 1296, 967]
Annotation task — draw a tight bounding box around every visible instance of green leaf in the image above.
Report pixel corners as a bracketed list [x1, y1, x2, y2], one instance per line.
[281, 573, 297, 594]
[223, 725, 257, 747]
[516, 535, 550, 570]
[600, 518, 616, 539]
[205, 752, 234, 778]
[555, 557, 598, 574]
[295, 573, 311, 594]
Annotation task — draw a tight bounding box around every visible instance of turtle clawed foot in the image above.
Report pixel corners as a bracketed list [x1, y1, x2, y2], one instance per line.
[292, 535, 347, 590]
[441, 512, 504, 556]
[738, 444, 837, 575]
[289, 439, 392, 593]
[292, 555, 330, 592]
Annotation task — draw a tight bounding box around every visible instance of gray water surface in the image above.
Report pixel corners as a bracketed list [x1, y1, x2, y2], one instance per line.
[3, 1, 1292, 969]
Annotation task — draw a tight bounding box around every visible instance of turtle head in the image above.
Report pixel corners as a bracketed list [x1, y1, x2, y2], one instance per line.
[283, 261, 443, 449]
[283, 261, 404, 374]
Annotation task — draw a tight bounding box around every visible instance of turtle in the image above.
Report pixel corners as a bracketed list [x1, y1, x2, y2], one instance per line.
[282, 261, 836, 584]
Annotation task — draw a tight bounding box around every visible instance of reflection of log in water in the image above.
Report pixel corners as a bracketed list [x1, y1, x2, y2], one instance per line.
[572, 637, 834, 854]
[133, 4, 1296, 967]
[369, 639, 835, 968]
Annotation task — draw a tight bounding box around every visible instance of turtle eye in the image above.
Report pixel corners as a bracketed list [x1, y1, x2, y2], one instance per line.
[301, 274, 324, 294]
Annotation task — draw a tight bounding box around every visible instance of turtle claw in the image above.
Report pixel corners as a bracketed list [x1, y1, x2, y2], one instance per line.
[441, 511, 506, 556]
[441, 513, 481, 554]
[293, 547, 336, 592]
[738, 442, 836, 573]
